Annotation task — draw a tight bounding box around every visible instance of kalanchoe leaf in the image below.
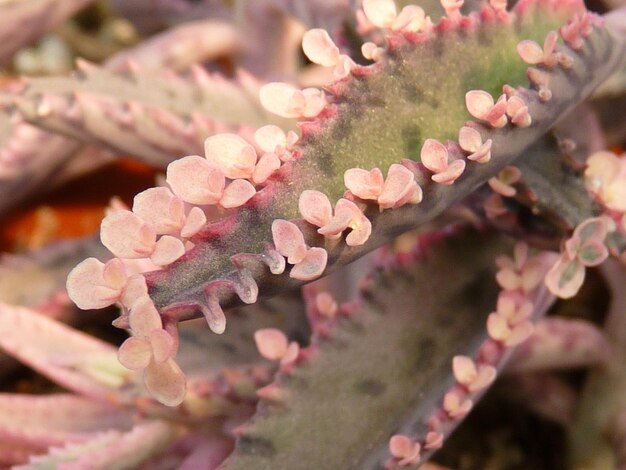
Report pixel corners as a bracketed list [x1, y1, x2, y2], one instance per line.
[0, 0, 93, 64]
[121, 0, 626, 330]
[220, 228, 510, 469]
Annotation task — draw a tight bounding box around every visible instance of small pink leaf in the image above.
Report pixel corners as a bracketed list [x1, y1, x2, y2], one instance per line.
[290, 247, 328, 281]
[180, 207, 207, 238]
[259, 82, 304, 119]
[465, 90, 495, 120]
[166, 156, 225, 205]
[132, 187, 185, 235]
[204, 133, 258, 180]
[271, 219, 307, 264]
[128, 296, 163, 336]
[392, 5, 425, 32]
[252, 152, 281, 185]
[431, 159, 465, 185]
[516, 40, 544, 64]
[144, 359, 186, 407]
[120, 274, 148, 309]
[389, 435, 420, 464]
[299, 190, 333, 227]
[149, 329, 176, 364]
[362, 0, 397, 28]
[545, 255, 585, 299]
[67, 258, 126, 310]
[100, 211, 156, 259]
[452, 355, 477, 386]
[254, 125, 287, 154]
[118, 337, 152, 371]
[302, 29, 340, 67]
[219, 179, 256, 208]
[378, 164, 419, 209]
[420, 139, 448, 173]
[468, 365, 497, 392]
[458, 126, 482, 153]
[150, 236, 185, 266]
[344, 167, 384, 200]
[254, 328, 289, 360]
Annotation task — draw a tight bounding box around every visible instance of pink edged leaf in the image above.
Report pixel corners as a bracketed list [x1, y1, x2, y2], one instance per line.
[252, 152, 281, 185]
[271, 219, 307, 264]
[149, 329, 176, 364]
[363, 0, 397, 28]
[166, 155, 225, 205]
[516, 40, 544, 64]
[378, 164, 420, 209]
[573, 217, 609, 244]
[468, 140, 493, 163]
[254, 328, 289, 360]
[332, 199, 372, 246]
[290, 247, 328, 281]
[431, 159, 466, 185]
[144, 359, 186, 407]
[204, 133, 257, 180]
[128, 296, 163, 336]
[0, 394, 133, 448]
[66, 258, 126, 310]
[344, 167, 384, 200]
[465, 90, 495, 120]
[150, 235, 185, 266]
[100, 211, 156, 259]
[392, 5, 426, 32]
[483, 94, 508, 125]
[180, 207, 207, 238]
[302, 29, 340, 67]
[317, 201, 354, 236]
[545, 255, 585, 299]
[254, 125, 287, 154]
[220, 179, 256, 209]
[132, 187, 185, 235]
[299, 190, 333, 227]
[118, 337, 152, 371]
[16, 421, 175, 470]
[506, 96, 532, 127]
[0, 303, 128, 400]
[420, 139, 448, 174]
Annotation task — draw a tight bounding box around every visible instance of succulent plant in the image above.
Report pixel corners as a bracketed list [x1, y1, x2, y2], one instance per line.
[1, 0, 626, 468]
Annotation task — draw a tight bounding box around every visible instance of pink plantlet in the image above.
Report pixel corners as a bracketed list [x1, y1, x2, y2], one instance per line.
[100, 210, 156, 259]
[388, 435, 421, 466]
[318, 198, 372, 246]
[219, 179, 256, 208]
[150, 235, 186, 266]
[495, 292, 533, 325]
[545, 217, 610, 299]
[495, 242, 544, 292]
[344, 167, 385, 201]
[299, 190, 333, 227]
[180, 207, 207, 238]
[378, 164, 423, 207]
[458, 126, 492, 163]
[302, 29, 355, 80]
[315, 292, 338, 318]
[259, 82, 327, 119]
[486, 313, 534, 347]
[271, 219, 308, 264]
[465, 90, 508, 128]
[516, 31, 558, 67]
[361, 42, 385, 61]
[132, 187, 185, 235]
[424, 431, 444, 450]
[204, 133, 258, 180]
[362, 0, 427, 32]
[560, 16, 584, 49]
[66, 257, 127, 310]
[166, 155, 225, 205]
[420, 139, 466, 185]
[254, 124, 299, 162]
[254, 328, 300, 365]
[441, 0, 464, 18]
[252, 152, 282, 185]
[443, 389, 472, 419]
[488, 165, 521, 197]
[118, 296, 185, 406]
[452, 355, 497, 393]
[505, 96, 532, 127]
[120, 274, 149, 309]
[584, 150, 626, 212]
[290, 247, 328, 281]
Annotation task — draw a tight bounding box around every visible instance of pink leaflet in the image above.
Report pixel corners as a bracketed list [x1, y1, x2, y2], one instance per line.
[100, 210, 156, 259]
[66, 258, 127, 310]
[431, 159, 466, 185]
[315, 292, 338, 317]
[379, 164, 421, 208]
[144, 358, 186, 407]
[389, 435, 421, 465]
[344, 167, 384, 200]
[166, 155, 225, 205]
[219, 179, 256, 208]
[132, 187, 185, 235]
[180, 207, 207, 238]
[150, 235, 185, 266]
[362, 0, 397, 28]
[204, 133, 258, 180]
[299, 190, 333, 227]
[516, 40, 544, 64]
[252, 152, 281, 185]
[302, 29, 341, 67]
[271, 219, 308, 264]
[506, 96, 531, 127]
[392, 5, 426, 32]
[254, 328, 289, 360]
[128, 296, 163, 336]
[254, 125, 288, 154]
[260, 83, 327, 119]
[290, 247, 328, 281]
[118, 336, 152, 371]
[420, 139, 448, 174]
